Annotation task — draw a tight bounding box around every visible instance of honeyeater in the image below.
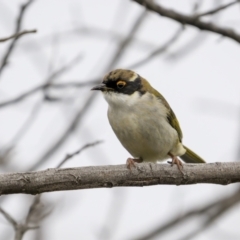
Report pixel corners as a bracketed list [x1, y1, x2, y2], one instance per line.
[92, 69, 205, 170]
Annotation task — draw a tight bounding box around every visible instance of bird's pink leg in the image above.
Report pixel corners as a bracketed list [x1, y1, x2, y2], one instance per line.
[126, 157, 143, 170]
[168, 152, 184, 173]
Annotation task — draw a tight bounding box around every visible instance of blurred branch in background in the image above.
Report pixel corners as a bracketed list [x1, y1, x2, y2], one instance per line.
[106, 8, 148, 70]
[0, 54, 83, 108]
[0, 195, 50, 240]
[0, 147, 13, 167]
[19, 26, 157, 56]
[128, 26, 184, 69]
[29, 93, 97, 170]
[193, 0, 240, 18]
[0, 29, 37, 43]
[0, 79, 98, 108]
[165, 0, 222, 61]
[136, 187, 240, 240]
[0, 0, 35, 77]
[133, 0, 240, 44]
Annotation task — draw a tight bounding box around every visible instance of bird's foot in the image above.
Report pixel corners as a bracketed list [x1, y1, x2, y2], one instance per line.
[126, 157, 143, 170]
[168, 153, 184, 174]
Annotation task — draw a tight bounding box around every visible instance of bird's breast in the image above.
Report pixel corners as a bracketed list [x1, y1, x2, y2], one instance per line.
[107, 94, 180, 161]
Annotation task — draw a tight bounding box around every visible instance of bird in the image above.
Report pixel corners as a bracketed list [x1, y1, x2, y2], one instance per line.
[91, 69, 205, 170]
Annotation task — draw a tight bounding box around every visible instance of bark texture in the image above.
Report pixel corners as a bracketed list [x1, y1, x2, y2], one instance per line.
[0, 162, 239, 195]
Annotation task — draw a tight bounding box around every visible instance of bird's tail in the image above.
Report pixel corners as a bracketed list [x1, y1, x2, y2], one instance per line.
[180, 145, 205, 163]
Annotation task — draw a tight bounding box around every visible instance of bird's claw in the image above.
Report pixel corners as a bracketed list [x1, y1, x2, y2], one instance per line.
[126, 157, 143, 170]
[168, 153, 184, 175]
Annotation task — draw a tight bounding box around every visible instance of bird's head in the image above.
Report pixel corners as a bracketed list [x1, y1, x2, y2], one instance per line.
[91, 69, 150, 107]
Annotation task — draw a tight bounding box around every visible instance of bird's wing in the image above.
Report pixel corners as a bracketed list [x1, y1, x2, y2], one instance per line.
[148, 86, 183, 142]
[141, 78, 183, 142]
[166, 107, 183, 142]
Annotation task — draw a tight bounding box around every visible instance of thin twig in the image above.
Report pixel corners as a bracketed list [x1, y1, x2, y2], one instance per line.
[178, 188, 240, 240]
[194, 0, 240, 18]
[0, 194, 52, 240]
[0, 0, 35, 77]
[9, 101, 43, 148]
[165, 31, 208, 61]
[29, 93, 97, 170]
[133, 0, 240, 44]
[57, 140, 103, 168]
[107, 9, 148, 70]
[49, 80, 99, 88]
[135, 188, 240, 240]
[0, 30, 37, 42]
[0, 195, 45, 240]
[0, 54, 84, 108]
[164, 0, 220, 61]
[0, 207, 17, 227]
[128, 26, 184, 69]
[23, 26, 156, 53]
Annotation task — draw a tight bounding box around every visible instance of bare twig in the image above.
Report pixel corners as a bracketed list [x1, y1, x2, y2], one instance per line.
[0, 0, 35, 77]
[0, 54, 84, 108]
[49, 80, 99, 88]
[194, 0, 240, 18]
[25, 195, 50, 226]
[29, 93, 97, 170]
[107, 8, 148, 70]
[0, 30, 37, 42]
[6, 100, 43, 159]
[179, 189, 240, 240]
[0, 147, 13, 166]
[135, 188, 240, 240]
[0, 207, 17, 227]
[165, 31, 208, 61]
[0, 197, 42, 240]
[0, 162, 240, 195]
[164, 1, 220, 61]
[133, 0, 240, 44]
[0, 79, 97, 108]
[128, 26, 184, 69]
[57, 140, 103, 168]
[23, 26, 157, 53]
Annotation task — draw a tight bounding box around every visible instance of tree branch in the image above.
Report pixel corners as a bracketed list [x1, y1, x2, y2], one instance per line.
[0, 0, 35, 77]
[0, 195, 47, 240]
[135, 187, 240, 240]
[133, 0, 240, 44]
[56, 140, 103, 168]
[0, 54, 84, 108]
[0, 162, 240, 195]
[0, 30, 37, 43]
[29, 93, 97, 170]
[194, 0, 240, 18]
[0, 207, 17, 227]
[128, 26, 184, 69]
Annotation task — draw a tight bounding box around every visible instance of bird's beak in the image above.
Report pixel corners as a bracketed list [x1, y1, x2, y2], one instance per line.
[91, 83, 107, 91]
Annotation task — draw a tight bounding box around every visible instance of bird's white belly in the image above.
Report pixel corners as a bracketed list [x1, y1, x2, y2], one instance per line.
[107, 104, 181, 162]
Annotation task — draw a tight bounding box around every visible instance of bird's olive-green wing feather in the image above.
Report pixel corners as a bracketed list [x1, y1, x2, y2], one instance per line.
[140, 77, 205, 163]
[166, 107, 183, 142]
[145, 80, 183, 142]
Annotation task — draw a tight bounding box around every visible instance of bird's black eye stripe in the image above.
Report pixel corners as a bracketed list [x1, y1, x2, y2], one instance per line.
[103, 76, 142, 95]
